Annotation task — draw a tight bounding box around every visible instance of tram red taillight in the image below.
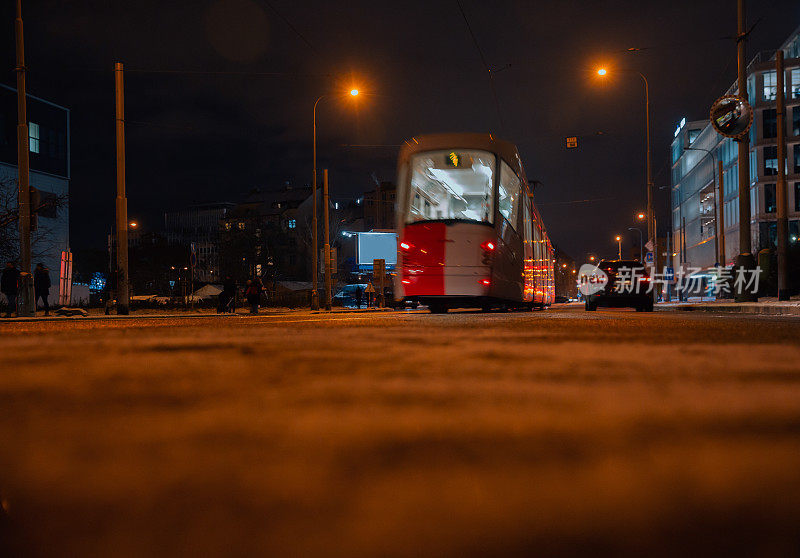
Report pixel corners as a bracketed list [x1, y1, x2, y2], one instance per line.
[480, 240, 496, 252]
[479, 279, 491, 286]
[400, 241, 413, 251]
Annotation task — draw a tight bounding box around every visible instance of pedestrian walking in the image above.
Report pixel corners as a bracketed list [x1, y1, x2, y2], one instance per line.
[246, 276, 263, 315]
[355, 285, 363, 309]
[218, 275, 236, 313]
[1, 262, 21, 318]
[34, 263, 51, 316]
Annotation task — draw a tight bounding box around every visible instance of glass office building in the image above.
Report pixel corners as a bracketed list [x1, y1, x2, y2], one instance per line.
[671, 25, 800, 270]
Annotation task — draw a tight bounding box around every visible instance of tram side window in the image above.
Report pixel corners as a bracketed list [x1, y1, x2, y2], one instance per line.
[407, 150, 495, 224]
[499, 161, 521, 230]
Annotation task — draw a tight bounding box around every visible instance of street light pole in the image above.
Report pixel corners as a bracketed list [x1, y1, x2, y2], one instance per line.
[311, 95, 324, 311]
[628, 227, 643, 262]
[615, 236, 622, 260]
[323, 169, 332, 311]
[735, 0, 757, 301]
[14, 0, 33, 317]
[114, 62, 130, 315]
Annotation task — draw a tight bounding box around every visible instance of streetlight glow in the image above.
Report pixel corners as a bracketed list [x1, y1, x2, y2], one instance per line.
[597, 68, 607, 76]
[129, 221, 138, 228]
[615, 236, 621, 241]
[350, 89, 359, 96]
[637, 213, 646, 220]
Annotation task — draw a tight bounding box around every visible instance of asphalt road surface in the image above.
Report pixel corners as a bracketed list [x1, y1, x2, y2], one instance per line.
[1, 305, 800, 557]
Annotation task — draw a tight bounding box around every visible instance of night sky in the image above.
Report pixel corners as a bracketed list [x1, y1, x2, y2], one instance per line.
[3, 0, 800, 260]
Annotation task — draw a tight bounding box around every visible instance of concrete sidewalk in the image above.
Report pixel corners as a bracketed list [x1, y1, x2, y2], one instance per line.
[663, 296, 800, 316]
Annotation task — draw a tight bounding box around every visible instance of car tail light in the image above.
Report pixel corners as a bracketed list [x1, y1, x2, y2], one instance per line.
[479, 279, 491, 285]
[400, 241, 413, 251]
[480, 240, 496, 252]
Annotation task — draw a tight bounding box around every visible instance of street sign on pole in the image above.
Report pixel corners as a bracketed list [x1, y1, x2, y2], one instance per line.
[645, 252, 654, 265]
[373, 258, 385, 308]
[566, 136, 578, 149]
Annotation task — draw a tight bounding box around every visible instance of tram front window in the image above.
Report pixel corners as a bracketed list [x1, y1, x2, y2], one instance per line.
[407, 150, 495, 224]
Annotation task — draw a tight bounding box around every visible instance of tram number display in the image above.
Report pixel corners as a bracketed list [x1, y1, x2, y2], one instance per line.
[445, 151, 471, 168]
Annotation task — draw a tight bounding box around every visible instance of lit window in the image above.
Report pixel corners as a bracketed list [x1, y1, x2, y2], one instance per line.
[28, 122, 39, 153]
[764, 146, 778, 176]
[237, 222, 246, 230]
[763, 71, 777, 101]
[288, 219, 296, 229]
[498, 161, 521, 230]
[791, 68, 800, 99]
[687, 129, 700, 145]
[765, 183, 776, 214]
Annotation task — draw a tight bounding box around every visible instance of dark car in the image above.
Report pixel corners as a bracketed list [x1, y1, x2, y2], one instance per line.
[585, 259, 654, 312]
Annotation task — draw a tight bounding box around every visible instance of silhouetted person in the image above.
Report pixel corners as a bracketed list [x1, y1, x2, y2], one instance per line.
[218, 275, 236, 313]
[1, 262, 21, 318]
[246, 276, 263, 315]
[355, 285, 363, 309]
[34, 263, 51, 316]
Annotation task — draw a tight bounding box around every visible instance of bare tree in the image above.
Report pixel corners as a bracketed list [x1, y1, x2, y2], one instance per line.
[0, 176, 68, 267]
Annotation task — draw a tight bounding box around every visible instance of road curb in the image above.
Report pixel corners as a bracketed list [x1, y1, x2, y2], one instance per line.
[672, 304, 800, 316]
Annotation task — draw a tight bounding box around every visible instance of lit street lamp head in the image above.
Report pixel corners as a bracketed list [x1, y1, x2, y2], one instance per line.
[350, 89, 359, 96]
[597, 68, 607, 76]
[615, 236, 621, 241]
[637, 213, 646, 220]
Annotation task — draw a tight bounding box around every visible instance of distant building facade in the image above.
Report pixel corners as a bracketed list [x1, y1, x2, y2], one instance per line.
[164, 202, 235, 282]
[671, 26, 800, 270]
[363, 181, 396, 230]
[0, 83, 70, 305]
[219, 184, 312, 281]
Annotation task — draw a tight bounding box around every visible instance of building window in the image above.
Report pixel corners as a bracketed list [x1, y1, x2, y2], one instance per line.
[764, 145, 778, 176]
[763, 71, 777, 101]
[287, 219, 296, 229]
[795, 144, 800, 174]
[687, 129, 701, 145]
[237, 221, 246, 230]
[762, 109, 777, 139]
[28, 122, 39, 153]
[795, 183, 800, 212]
[794, 107, 800, 136]
[792, 68, 800, 99]
[765, 183, 776, 213]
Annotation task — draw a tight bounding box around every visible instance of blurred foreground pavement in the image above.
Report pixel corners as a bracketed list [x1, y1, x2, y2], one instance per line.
[1, 307, 800, 557]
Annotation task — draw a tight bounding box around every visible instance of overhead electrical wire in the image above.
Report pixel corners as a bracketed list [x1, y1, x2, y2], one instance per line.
[455, 0, 505, 133]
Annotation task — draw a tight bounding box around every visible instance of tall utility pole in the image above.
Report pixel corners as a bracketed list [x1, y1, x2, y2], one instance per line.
[14, 0, 33, 317]
[717, 159, 726, 266]
[776, 50, 789, 301]
[311, 96, 324, 311]
[735, 0, 757, 301]
[115, 62, 130, 314]
[323, 169, 332, 311]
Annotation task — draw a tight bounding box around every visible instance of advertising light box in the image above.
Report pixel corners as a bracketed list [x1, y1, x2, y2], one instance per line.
[357, 232, 397, 268]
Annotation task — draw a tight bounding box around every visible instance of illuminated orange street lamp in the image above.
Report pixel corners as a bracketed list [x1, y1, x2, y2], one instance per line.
[312, 87, 362, 310]
[129, 221, 138, 229]
[615, 235, 622, 260]
[596, 66, 654, 275]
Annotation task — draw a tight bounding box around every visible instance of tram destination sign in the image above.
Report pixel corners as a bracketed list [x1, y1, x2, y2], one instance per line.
[566, 136, 578, 149]
[709, 95, 753, 140]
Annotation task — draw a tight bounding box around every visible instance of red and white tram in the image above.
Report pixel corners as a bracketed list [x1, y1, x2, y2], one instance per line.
[394, 133, 555, 313]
